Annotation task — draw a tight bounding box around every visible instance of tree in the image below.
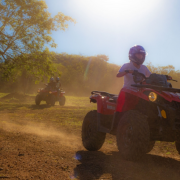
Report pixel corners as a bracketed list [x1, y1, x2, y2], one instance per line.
[0, 0, 75, 78]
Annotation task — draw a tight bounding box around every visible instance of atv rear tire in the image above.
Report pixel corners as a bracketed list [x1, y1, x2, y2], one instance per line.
[59, 96, 66, 106]
[175, 141, 180, 154]
[116, 110, 150, 160]
[82, 110, 106, 151]
[146, 141, 155, 153]
[35, 94, 41, 105]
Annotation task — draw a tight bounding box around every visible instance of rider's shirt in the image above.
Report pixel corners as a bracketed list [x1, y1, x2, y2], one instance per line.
[119, 61, 151, 88]
[56, 82, 61, 89]
[48, 82, 56, 90]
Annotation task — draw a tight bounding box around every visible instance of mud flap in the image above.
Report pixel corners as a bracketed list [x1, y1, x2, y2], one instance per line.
[97, 113, 111, 133]
[97, 112, 123, 134]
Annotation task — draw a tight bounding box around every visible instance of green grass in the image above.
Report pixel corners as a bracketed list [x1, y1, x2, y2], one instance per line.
[0, 94, 96, 128]
[25, 113, 35, 117]
[59, 120, 82, 127]
[106, 140, 113, 144]
[64, 95, 91, 106]
[0, 93, 94, 107]
[166, 152, 171, 155]
[0, 93, 9, 98]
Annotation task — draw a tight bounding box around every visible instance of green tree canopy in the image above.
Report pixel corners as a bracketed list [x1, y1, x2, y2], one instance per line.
[0, 0, 75, 79]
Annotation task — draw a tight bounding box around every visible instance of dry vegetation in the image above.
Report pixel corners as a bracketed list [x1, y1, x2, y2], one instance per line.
[0, 93, 180, 180]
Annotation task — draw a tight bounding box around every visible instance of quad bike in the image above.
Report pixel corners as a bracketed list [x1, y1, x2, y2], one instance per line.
[82, 70, 180, 160]
[35, 84, 66, 106]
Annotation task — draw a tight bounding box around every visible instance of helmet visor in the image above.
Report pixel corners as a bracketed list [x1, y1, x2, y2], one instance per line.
[139, 50, 148, 56]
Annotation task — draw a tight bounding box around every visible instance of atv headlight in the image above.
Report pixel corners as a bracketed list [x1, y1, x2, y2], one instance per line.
[148, 92, 157, 102]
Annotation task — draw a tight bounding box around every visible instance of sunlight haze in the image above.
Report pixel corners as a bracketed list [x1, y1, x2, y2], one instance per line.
[45, 0, 180, 69]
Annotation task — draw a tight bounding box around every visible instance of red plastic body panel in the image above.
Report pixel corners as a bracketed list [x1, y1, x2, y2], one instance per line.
[90, 94, 116, 115]
[156, 91, 180, 102]
[39, 89, 65, 97]
[90, 87, 180, 115]
[116, 87, 148, 112]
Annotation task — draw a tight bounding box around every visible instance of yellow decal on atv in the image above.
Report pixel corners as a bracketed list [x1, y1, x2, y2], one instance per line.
[161, 110, 167, 119]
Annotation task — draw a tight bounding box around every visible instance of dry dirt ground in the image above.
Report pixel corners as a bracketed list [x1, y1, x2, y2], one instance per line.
[0, 93, 180, 180]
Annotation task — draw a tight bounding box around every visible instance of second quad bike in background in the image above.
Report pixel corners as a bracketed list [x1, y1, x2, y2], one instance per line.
[82, 70, 180, 160]
[35, 84, 66, 106]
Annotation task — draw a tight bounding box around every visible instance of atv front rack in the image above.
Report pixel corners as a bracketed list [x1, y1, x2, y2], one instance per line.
[131, 84, 180, 93]
[91, 91, 117, 98]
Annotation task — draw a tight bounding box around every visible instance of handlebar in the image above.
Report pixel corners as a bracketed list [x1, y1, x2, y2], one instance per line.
[165, 75, 178, 82]
[126, 70, 178, 84]
[132, 70, 147, 79]
[125, 70, 146, 84]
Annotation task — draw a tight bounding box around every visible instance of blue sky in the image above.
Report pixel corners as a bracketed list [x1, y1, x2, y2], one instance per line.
[45, 0, 180, 70]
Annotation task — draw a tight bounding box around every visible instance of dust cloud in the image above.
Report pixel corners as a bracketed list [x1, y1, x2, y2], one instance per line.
[0, 119, 81, 148]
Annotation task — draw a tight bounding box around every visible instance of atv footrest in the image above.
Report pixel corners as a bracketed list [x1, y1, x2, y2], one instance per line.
[98, 126, 111, 133]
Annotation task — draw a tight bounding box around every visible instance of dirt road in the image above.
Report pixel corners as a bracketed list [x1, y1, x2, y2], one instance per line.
[0, 94, 180, 180]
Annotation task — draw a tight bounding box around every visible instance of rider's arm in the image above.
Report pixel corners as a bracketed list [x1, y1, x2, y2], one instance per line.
[116, 70, 134, 77]
[145, 67, 151, 77]
[117, 64, 134, 78]
[116, 71, 127, 77]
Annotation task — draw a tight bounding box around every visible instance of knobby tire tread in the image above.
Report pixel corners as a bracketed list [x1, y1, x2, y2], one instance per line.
[116, 110, 150, 160]
[35, 94, 41, 105]
[59, 96, 66, 106]
[175, 141, 180, 154]
[82, 110, 106, 151]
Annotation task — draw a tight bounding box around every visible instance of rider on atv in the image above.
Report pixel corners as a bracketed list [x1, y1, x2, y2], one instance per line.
[116, 45, 151, 112]
[47, 77, 56, 91]
[82, 45, 180, 160]
[56, 77, 61, 100]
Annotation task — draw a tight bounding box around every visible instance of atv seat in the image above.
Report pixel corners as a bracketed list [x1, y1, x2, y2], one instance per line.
[108, 95, 118, 103]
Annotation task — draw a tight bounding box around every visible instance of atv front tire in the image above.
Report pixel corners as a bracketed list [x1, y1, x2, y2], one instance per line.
[59, 96, 66, 106]
[35, 94, 41, 105]
[175, 141, 180, 154]
[82, 110, 106, 151]
[116, 110, 150, 160]
[50, 95, 56, 106]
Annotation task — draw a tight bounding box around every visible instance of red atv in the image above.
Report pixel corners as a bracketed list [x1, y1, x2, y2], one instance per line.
[82, 70, 180, 160]
[35, 84, 66, 106]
